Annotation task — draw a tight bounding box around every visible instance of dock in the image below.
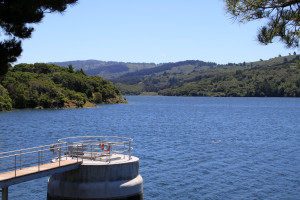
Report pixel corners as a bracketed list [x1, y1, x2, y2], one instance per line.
[0, 160, 81, 187]
[0, 141, 83, 200]
[0, 136, 140, 200]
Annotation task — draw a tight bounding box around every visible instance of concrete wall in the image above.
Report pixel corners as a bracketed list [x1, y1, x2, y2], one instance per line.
[47, 156, 143, 200]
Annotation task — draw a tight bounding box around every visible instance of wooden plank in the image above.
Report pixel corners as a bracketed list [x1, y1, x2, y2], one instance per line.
[0, 160, 79, 182]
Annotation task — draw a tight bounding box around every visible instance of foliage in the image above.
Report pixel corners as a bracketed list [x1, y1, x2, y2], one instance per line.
[160, 60, 300, 97]
[0, 63, 126, 110]
[0, 84, 12, 111]
[114, 55, 300, 97]
[224, 0, 300, 47]
[0, 0, 78, 75]
[68, 65, 74, 73]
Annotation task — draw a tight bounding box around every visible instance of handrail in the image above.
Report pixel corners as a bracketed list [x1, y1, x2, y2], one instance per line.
[0, 136, 134, 177]
[58, 136, 133, 161]
[0, 142, 70, 177]
[58, 135, 133, 142]
[0, 142, 65, 156]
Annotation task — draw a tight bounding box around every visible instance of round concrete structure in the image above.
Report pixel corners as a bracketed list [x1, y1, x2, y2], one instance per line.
[47, 155, 143, 200]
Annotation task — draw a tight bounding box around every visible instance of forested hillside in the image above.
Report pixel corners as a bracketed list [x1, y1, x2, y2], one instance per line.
[114, 55, 300, 97]
[52, 60, 156, 80]
[0, 63, 126, 111]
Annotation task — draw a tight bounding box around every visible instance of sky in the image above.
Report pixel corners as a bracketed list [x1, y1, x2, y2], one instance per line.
[14, 0, 299, 65]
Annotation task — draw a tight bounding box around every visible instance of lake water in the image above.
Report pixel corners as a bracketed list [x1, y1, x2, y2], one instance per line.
[0, 96, 300, 200]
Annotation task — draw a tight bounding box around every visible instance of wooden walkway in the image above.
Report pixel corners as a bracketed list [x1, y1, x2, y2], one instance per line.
[0, 160, 81, 188]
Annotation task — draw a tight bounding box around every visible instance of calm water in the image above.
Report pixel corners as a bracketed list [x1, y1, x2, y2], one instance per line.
[0, 96, 300, 200]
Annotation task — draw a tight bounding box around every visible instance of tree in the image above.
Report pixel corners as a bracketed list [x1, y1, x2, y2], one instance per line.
[68, 64, 74, 73]
[0, 0, 78, 76]
[76, 68, 86, 76]
[224, 0, 300, 48]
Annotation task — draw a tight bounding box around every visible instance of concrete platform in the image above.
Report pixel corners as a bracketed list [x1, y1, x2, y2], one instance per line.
[47, 155, 143, 200]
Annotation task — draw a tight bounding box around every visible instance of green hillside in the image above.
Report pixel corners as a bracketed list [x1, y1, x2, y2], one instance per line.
[114, 55, 300, 97]
[0, 63, 127, 111]
[52, 60, 157, 80]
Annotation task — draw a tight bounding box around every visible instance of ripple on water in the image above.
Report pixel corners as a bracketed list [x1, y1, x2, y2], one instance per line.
[0, 96, 300, 200]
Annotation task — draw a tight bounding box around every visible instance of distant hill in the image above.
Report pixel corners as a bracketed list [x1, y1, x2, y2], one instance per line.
[50, 54, 300, 97]
[51, 60, 156, 80]
[113, 55, 300, 97]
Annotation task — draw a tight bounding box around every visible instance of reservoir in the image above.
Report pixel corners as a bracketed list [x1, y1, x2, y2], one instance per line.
[0, 96, 300, 199]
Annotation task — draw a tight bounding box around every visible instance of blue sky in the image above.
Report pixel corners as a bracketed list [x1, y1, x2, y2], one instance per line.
[16, 0, 298, 65]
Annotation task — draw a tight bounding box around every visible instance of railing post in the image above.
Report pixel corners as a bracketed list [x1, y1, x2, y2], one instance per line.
[82, 147, 84, 162]
[41, 147, 43, 165]
[108, 143, 111, 163]
[123, 143, 126, 159]
[71, 143, 74, 159]
[59, 145, 61, 167]
[38, 150, 40, 172]
[14, 154, 16, 177]
[20, 150, 22, 170]
[68, 139, 70, 150]
[66, 142, 68, 160]
[77, 144, 79, 163]
[91, 137, 93, 160]
[129, 141, 132, 160]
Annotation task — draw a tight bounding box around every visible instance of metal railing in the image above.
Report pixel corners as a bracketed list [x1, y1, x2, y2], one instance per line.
[0, 136, 133, 177]
[0, 142, 71, 177]
[58, 136, 133, 162]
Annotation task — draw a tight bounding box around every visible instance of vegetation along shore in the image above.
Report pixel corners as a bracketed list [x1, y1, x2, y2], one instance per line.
[112, 54, 300, 97]
[1, 54, 299, 112]
[0, 63, 127, 112]
[54, 54, 300, 97]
